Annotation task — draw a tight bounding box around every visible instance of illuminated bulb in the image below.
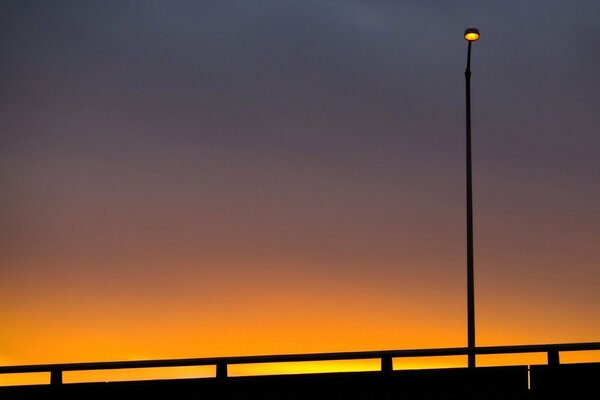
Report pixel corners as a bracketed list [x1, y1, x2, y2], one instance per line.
[464, 28, 480, 41]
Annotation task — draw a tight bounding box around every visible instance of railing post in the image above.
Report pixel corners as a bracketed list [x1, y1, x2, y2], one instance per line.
[216, 361, 228, 379]
[547, 349, 560, 366]
[381, 355, 393, 374]
[50, 369, 63, 386]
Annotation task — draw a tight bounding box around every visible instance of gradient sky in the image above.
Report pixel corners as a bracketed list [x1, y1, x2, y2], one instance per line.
[1, 0, 600, 376]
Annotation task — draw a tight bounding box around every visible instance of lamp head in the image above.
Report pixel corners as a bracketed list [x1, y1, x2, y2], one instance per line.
[464, 28, 480, 41]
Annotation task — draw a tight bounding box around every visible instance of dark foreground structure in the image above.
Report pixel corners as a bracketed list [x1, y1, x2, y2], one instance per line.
[2, 342, 599, 399]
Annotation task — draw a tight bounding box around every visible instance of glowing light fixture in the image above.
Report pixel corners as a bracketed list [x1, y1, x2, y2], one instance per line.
[464, 28, 480, 41]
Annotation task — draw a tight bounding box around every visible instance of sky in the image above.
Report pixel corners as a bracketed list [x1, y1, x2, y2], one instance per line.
[1, 0, 600, 383]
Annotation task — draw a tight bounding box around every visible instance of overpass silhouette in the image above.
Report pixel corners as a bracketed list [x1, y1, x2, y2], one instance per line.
[2, 342, 599, 399]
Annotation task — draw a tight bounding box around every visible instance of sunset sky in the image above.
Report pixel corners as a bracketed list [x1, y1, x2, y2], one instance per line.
[1, 0, 599, 383]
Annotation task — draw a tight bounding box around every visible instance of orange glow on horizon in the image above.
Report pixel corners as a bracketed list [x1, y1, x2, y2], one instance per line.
[2, 255, 600, 386]
[2, 181, 599, 386]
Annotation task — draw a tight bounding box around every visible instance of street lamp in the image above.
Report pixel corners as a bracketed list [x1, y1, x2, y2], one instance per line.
[464, 27, 479, 369]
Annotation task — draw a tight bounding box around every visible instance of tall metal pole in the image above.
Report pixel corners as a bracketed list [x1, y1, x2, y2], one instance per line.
[465, 39, 476, 369]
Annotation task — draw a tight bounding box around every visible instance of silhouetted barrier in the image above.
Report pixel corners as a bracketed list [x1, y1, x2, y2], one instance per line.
[530, 362, 600, 398]
[0, 367, 530, 399]
[1, 342, 599, 399]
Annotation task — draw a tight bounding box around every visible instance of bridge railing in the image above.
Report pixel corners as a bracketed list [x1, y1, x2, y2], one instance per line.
[1, 342, 599, 386]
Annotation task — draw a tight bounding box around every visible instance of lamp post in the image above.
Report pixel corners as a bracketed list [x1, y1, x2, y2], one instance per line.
[464, 27, 479, 369]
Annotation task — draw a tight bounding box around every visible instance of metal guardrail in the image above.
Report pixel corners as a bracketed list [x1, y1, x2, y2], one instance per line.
[1, 342, 599, 386]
